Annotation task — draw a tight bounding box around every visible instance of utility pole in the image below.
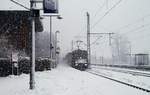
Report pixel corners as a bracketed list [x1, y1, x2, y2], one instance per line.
[30, 0, 36, 90]
[55, 30, 59, 67]
[117, 37, 120, 64]
[129, 43, 132, 65]
[87, 12, 91, 67]
[71, 40, 74, 51]
[40, 15, 62, 69]
[50, 16, 52, 68]
[89, 32, 114, 66]
[108, 33, 113, 46]
[89, 33, 114, 65]
[39, 15, 62, 69]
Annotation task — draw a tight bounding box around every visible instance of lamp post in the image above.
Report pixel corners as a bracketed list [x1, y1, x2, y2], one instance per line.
[129, 42, 132, 65]
[30, 0, 36, 90]
[55, 30, 60, 67]
[49, 15, 62, 69]
[50, 16, 52, 63]
[10, 0, 37, 90]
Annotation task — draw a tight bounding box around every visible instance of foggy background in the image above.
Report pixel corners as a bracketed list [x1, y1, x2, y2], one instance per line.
[0, 0, 150, 62]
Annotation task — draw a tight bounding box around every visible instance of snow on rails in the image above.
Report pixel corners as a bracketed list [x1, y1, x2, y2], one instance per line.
[86, 69, 150, 93]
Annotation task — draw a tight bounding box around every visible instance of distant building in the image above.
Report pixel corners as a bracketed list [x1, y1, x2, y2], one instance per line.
[134, 53, 149, 65]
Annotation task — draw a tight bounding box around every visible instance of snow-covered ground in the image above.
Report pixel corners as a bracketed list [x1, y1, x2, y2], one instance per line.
[91, 65, 150, 91]
[0, 62, 149, 95]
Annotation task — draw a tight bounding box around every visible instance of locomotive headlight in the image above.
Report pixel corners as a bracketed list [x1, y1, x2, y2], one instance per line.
[84, 64, 88, 66]
[75, 63, 78, 66]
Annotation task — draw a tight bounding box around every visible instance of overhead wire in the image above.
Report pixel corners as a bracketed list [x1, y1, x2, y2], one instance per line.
[74, 0, 112, 40]
[87, 0, 122, 49]
[90, 22, 150, 52]
[132, 33, 150, 45]
[114, 14, 150, 33]
[91, 0, 107, 22]
[75, 0, 150, 53]
[120, 22, 150, 35]
[91, 0, 123, 30]
[127, 26, 150, 40]
[89, 0, 150, 56]
[90, 14, 150, 36]
[90, 36, 102, 46]
[94, 14, 150, 38]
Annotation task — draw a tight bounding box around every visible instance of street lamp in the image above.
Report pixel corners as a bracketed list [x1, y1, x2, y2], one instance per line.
[49, 15, 62, 69]
[57, 15, 63, 19]
[55, 30, 60, 67]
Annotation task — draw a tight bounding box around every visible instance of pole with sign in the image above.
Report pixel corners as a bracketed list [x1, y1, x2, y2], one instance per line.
[43, 0, 60, 68]
[43, 0, 58, 13]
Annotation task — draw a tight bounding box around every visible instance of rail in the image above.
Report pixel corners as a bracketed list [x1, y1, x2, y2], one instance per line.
[86, 70, 150, 93]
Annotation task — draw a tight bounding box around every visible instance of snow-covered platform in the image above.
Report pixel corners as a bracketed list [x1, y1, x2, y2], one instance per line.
[0, 62, 149, 95]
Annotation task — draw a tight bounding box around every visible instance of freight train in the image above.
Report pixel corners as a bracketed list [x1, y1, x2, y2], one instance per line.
[65, 49, 89, 71]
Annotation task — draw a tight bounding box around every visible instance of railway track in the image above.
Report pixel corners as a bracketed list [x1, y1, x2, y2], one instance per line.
[86, 69, 150, 93]
[91, 64, 150, 71]
[91, 66, 150, 77]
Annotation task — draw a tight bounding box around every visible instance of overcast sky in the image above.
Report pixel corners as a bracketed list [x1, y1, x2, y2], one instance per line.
[1, 0, 150, 58]
[58, 0, 150, 57]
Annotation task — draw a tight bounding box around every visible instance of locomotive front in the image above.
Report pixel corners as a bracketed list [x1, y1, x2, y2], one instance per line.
[71, 49, 88, 70]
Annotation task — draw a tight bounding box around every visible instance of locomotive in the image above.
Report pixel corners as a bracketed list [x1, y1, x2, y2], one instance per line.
[66, 49, 89, 70]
